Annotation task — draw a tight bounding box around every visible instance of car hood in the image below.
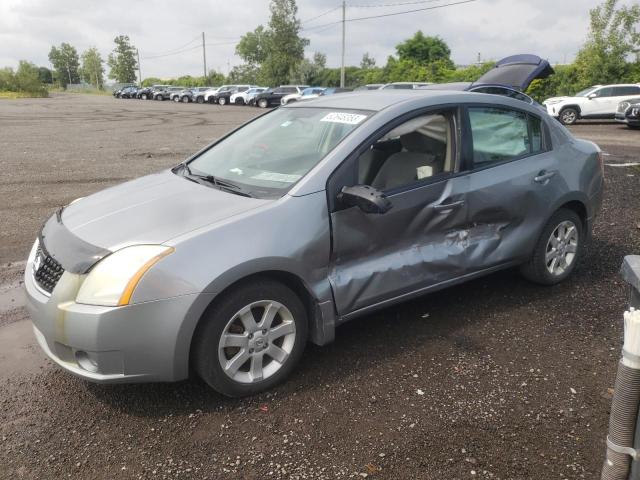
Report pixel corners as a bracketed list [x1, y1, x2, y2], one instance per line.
[61, 169, 271, 250]
[543, 96, 572, 104]
[474, 54, 554, 91]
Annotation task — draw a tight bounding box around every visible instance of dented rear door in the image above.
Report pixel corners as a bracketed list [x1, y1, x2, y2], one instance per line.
[462, 105, 563, 271]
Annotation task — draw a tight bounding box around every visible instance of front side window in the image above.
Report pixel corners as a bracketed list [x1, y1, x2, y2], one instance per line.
[468, 107, 544, 167]
[188, 108, 371, 198]
[357, 112, 454, 191]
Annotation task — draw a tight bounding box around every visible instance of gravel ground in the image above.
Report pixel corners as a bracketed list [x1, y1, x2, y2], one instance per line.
[0, 94, 639, 480]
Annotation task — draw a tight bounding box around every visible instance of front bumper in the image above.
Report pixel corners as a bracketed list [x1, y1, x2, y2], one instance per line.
[545, 104, 560, 117]
[24, 249, 199, 383]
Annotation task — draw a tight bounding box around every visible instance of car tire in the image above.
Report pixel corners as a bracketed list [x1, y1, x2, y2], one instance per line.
[208, 97, 216, 104]
[219, 97, 226, 106]
[196, 97, 204, 104]
[235, 98, 245, 105]
[193, 278, 308, 397]
[559, 107, 579, 125]
[258, 98, 268, 108]
[173, 96, 179, 102]
[156, 95, 163, 101]
[182, 96, 190, 103]
[520, 208, 583, 285]
[141, 94, 147, 100]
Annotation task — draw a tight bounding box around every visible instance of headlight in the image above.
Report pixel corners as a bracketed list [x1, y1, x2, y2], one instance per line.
[544, 99, 561, 105]
[76, 245, 174, 307]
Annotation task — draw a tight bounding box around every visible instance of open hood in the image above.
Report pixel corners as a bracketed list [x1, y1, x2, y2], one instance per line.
[473, 54, 554, 91]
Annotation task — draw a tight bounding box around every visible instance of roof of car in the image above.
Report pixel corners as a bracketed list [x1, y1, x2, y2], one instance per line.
[287, 89, 482, 112]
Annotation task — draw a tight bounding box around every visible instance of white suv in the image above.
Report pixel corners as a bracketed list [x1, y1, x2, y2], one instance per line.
[544, 84, 640, 125]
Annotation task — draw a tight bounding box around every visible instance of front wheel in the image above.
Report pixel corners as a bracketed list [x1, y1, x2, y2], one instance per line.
[141, 94, 147, 100]
[182, 96, 190, 103]
[559, 107, 578, 125]
[520, 208, 583, 285]
[192, 279, 308, 397]
[173, 96, 179, 102]
[258, 98, 268, 108]
[196, 96, 204, 104]
[218, 97, 226, 106]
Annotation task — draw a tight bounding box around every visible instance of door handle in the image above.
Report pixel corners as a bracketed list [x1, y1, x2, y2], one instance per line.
[433, 200, 465, 212]
[534, 170, 556, 184]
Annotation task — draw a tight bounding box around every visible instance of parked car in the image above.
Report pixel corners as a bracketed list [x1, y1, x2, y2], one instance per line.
[193, 87, 220, 104]
[281, 87, 325, 105]
[544, 84, 640, 125]
[177, 87, 212, 103]
[204, 85, 236, 104]
[137, 85, 170, 100]
[380, 82, 433, 89]
[354, 84, 384, 91]
[119, 86, 139, 99]
[170, 88, 189, 102]
[230, 87, 267, 105]
[25, 90, 603, 397]
[214, 85, 254, 106]
[615, 97, 640, 129]
[154, 86, 185, 101]
[420, 54, 553, 108]
[253, 85, 309, 108]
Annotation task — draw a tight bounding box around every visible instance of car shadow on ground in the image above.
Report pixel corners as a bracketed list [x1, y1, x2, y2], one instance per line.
[83, 235, 621, 418]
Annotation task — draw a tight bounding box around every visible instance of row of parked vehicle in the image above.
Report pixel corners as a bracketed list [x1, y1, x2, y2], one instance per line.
[113, 54, 640, 128]
[114, 84, 358, 108]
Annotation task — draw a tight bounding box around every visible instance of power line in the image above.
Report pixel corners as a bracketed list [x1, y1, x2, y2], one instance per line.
[141, 44, 202, 60]
[141, 35, 200, 59]
[301, 6, 342, 24]
[304, 0, 478, 30]
[350, 0, 444, 8]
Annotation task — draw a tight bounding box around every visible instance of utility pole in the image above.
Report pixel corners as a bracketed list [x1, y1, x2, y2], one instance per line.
[136, 49, 142, 87]
[340, 0, 346, 88]
[202, 32, 207, 79]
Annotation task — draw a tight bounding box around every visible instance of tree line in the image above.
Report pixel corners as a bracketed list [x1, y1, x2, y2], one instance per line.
[0, 0, 637, 101]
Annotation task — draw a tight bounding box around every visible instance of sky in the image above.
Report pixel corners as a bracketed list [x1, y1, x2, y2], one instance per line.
[0, 0, 635, 80]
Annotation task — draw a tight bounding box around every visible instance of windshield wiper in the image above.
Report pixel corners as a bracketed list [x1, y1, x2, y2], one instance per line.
[179, 162, 252, 197]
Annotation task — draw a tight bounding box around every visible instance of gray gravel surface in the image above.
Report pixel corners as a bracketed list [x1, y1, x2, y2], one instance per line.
[0, 94, 639, 479]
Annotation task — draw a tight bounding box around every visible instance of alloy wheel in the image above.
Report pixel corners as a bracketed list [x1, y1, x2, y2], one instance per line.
[545, 220, 578, 276]
[218, 300, 296, 384]
[560, 109, 577, 125]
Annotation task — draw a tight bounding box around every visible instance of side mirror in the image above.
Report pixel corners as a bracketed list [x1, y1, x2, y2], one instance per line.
[338, 185, 392, 214]
[588, 93, 597, 99]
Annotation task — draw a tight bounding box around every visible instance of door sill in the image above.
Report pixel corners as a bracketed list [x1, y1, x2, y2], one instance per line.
[337, 261, 520, 324]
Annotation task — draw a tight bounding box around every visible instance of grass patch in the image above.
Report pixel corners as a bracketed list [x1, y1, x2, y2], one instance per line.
[0, 90, 48, 99]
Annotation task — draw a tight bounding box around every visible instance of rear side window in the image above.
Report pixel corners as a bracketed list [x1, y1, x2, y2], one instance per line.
[613, 86, 640, 96]
[468, 107, 545, 167]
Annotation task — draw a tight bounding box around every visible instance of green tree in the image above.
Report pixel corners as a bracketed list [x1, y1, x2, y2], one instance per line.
[108, 35, 138, 84]
[15, 61, 46, 94]
[236, 25, 270, 65]
[81, 47, 105, 88]
[574, 0, 640, 86]
[204, 70, 226, 86]
[360, 52, 376, 70]
[228, 64, 262, 84]
[292, 52, 327, 84]
[48, 43, 80, 88]
[37, 66, 53, 84]
[395, 32, 454, 68]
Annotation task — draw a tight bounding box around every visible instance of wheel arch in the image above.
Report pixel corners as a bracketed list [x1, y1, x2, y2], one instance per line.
[559, 104, 582, 116]
[174, 267, 336, 381]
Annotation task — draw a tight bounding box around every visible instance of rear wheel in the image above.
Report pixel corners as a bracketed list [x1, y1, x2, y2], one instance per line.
[219, 97, 226, 106]
[196, 96, 204, 104]
[559, 107, 578, 125]
[193, 279, 307, 397]
[182, 96, 190, 103]
[208, 97, 216, 104]
[173, 96, 180, 102]
[141, 93, 147, 100]
[258, 98, 268, 108]
[520, 208, 583, 285]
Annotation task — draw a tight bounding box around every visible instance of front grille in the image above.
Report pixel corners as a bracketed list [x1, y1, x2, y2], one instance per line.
[33, 245, 64, 294]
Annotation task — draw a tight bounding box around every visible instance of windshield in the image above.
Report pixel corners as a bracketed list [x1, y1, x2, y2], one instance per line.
[187, 107, 371, 198]
[575, 87, 598, 97]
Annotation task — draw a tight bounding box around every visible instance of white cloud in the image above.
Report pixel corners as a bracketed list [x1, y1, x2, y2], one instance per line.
[0, 0, 635, 80]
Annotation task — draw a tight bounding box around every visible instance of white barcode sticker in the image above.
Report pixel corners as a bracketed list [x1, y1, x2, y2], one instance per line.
[251, 171, 302, 183]
[320, 112, 367, 125]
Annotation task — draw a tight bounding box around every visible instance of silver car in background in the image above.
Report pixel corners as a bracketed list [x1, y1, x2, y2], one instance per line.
[25, 90, 604, 397]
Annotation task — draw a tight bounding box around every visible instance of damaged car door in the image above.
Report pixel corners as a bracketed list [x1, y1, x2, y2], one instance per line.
[327, 108, 470, 316]
[462, 104, 562, 270]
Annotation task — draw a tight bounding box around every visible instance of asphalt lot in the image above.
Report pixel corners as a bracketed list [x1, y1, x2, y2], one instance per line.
[1, 93, 639, 479]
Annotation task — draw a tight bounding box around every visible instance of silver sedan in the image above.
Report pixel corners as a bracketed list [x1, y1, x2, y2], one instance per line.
[25, 90, 604, 397]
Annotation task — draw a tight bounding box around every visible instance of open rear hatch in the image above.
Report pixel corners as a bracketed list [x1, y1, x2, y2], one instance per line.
[473, 54, 554, 91]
